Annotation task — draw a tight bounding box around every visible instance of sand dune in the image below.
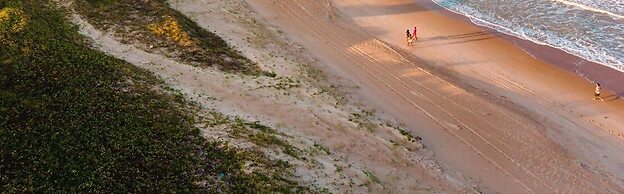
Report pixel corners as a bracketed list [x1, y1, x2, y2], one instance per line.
[245, 0, 624, 193]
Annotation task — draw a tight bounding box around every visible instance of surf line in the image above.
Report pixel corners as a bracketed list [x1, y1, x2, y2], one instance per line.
[551, 0, 624, 20]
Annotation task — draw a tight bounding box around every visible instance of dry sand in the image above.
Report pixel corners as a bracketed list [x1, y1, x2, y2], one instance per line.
[68, 0, 471, 192]
[243, 0, 624, 193]
[68, 0, 624, 192]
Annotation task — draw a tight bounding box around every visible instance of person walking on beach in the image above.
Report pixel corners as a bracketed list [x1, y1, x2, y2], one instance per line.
[406, 29, 412, 46]
[593, 83, 604, 101]
[413, 26, 418, 40]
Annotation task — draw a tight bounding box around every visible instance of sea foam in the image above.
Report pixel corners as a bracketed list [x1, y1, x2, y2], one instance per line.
[431, 0, 624, 73]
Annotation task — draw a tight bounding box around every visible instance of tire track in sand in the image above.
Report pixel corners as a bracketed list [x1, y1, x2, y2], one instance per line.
[259, 0, 622, 193]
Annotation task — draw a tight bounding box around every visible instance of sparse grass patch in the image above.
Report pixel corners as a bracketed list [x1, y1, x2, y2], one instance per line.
[313, 142, 331, 155]
[301, 63, 350, 106]
[348, 111, 376, 132]
[232, 118, 302, 159]
[202, 112, 302, 159]
[73, 0, 268, 75]
[302, 63, 326, 82]
[256, 76, 301, 91]
[363, 171, 381, 185]
[361, 170, 382, 191]
[395, 127, 420, 142]
[334, 164, 343, 172]
[384, 122, 422, 143]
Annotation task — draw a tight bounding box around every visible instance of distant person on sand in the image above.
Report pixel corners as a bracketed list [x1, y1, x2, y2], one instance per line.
[413, 26, 418, 40]
[325, 0, 335, 19]
[593, 83, 604, 101]
[406, 29, 413, 46]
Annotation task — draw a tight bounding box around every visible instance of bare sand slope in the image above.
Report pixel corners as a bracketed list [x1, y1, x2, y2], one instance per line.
[70, 0, 468, 192]
[246, 0, 624, 193]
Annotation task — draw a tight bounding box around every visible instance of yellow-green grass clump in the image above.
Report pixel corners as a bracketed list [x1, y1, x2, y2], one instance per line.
[73, 0, 270, 75]
[148, 16, 194, 47]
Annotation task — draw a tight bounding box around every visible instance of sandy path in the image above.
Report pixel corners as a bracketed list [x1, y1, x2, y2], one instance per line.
[246, 0, 624, 193]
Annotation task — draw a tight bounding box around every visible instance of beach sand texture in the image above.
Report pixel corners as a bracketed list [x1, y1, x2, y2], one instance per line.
[244, 0, 624, 193]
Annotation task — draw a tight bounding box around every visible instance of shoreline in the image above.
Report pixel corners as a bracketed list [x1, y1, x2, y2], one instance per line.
[406, 0, 624, 146]
[419, 0, 624, 95]
[510, 37, 624, 95]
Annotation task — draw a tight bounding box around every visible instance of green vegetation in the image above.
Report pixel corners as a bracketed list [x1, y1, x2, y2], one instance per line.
[362, 170, 383, 191]
[303, 64, 347, 105]
[396, 127, 418, 143]
[384, 121, 421, 143]
[313, 142, 331, 155]
[211, 113, 302, 159]
[348, 111, 376, 132]
[0, 1, 301, 192]
[257, 76, 301, 91]
[73, 0, 271, 75]
[334, 164, 343, 173]
[363, 171, 381, 185]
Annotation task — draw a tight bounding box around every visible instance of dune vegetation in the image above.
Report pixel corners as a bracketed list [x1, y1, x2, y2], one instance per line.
[0, 0, 301, 192]
[73, 0, 274, 76]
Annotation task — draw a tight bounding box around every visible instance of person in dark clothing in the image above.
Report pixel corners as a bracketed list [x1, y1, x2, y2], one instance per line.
[593, 83, 604, 101]
[406, 29, 413, 46]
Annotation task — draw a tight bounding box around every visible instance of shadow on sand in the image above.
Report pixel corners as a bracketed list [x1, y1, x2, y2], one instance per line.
[412, 31, 497, 48]
[335, 2, 435, 18]
[604, 93, 622, 102]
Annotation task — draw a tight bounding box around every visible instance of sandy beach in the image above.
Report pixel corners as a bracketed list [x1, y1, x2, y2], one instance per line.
[243, 0, 624, 193]
[11, 0, 624, 192]
[61, 0, 624, 192]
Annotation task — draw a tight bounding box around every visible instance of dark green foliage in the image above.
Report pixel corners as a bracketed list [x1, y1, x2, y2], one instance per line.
[230, 118, 302, 159]
[73, 0, 264, 74]
[396, 127, 419, 143]
[0, 1, 302, 192]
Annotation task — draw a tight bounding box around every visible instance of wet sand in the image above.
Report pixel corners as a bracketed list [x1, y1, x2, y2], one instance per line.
[417, 0, 624, 95]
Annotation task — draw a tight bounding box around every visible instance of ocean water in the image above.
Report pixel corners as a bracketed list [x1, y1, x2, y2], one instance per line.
[431, 0, 624, 73]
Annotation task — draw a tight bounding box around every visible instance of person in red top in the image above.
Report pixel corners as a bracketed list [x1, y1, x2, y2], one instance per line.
[413, 26, 418, 40]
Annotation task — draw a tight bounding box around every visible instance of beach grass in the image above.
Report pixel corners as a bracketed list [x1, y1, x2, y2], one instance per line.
[73, 0, 273, 76]
[0, 0, 301, 192]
